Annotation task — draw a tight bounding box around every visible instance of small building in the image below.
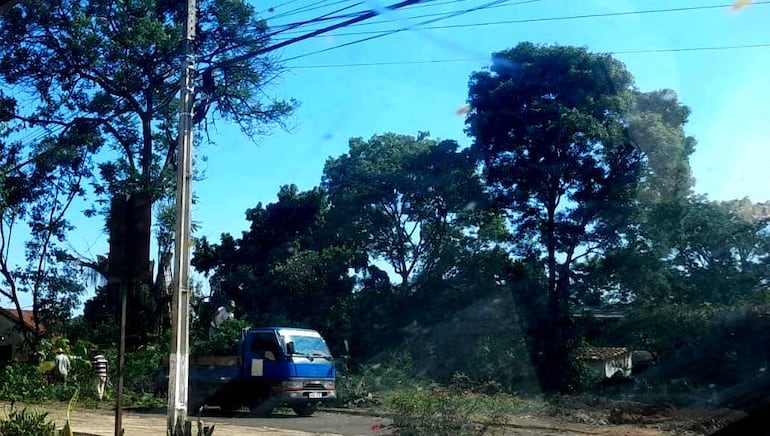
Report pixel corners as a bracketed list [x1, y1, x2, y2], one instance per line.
[576, 346, 633, 379]
[0, 308, 43, 363]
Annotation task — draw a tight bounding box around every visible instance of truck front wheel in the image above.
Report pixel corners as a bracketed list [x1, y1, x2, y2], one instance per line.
[291, 402, 318, 417]
[249, 396, 274, 417]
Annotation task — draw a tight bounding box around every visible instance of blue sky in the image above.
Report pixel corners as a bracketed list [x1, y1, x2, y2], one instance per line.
[190, 0, 770, 241]
[4, 0, 770, 308]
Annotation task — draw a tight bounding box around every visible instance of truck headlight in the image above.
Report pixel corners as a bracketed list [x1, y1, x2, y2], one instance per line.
[323, 381, 335, 390]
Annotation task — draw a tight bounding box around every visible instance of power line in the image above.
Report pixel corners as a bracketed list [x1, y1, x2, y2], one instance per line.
[282, 0, 539, 61]
[257, 0, 304, 15]
[267, 0, 362, 21]
[612, 42, 770, 55]
[273, 1, 769, 40]
[287, 42, 770, 69]
[216, 0, 429, 68]
[263, 1, 366, 39]
[293, 57, 484, 67]
[271, 0, 538, 33]
[267, 0, 478, 28]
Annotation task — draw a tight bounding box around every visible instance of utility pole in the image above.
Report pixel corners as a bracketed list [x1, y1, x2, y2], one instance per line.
[163, 0, 423, 432]
[167, 0, 196, 433]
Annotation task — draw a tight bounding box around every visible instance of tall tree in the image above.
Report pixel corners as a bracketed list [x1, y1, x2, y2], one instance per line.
[466, 43, 644, 392]
[0, 94, 94, 347]
[0, 0, 296, 333]
[322, 132, 485, 298]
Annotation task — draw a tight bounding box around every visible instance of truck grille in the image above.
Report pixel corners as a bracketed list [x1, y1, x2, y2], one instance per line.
[304, 382, 325, 390]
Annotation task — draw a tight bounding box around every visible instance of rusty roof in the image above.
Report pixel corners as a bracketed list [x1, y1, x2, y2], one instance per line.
[1, 308, 44, 332]
[575, 346, 628, 361]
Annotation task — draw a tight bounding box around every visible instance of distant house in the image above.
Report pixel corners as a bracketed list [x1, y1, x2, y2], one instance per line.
[0, 308, 43, 362]
[576, 346, 633, 379]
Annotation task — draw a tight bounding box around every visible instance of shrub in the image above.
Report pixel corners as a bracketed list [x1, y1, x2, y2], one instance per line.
[385, 389, 485, 436]
[0, 363, 49, 402]
[123, 345, 164, 394]
[448, 373, 502, 395]
[334, 352, 428, 407]
[384, 387, 546, 435]
[0, 405, 56, 436]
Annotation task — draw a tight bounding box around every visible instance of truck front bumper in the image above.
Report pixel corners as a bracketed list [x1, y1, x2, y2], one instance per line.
[273, 389, 336, 405]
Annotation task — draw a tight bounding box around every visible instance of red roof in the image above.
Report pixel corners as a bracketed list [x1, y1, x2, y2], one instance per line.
[1, 308, 44, 332]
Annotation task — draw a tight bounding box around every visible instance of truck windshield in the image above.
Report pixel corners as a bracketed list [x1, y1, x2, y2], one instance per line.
[283, 335, 332, 359]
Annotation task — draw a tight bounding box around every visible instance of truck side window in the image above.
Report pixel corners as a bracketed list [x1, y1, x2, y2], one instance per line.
[251, 332, 280, 360]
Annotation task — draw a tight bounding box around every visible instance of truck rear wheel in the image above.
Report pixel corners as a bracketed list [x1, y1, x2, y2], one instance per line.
[218, 400, 242, 413]
[291, 402, 317, 417]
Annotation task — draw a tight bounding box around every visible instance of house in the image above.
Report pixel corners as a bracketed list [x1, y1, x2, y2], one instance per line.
[576, 346, 633, 379]
[0, 308, 43, 362]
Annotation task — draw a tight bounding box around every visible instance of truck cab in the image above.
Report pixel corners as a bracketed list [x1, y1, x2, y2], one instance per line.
[241, 327, 336, 415]
[182, 326, 337, 416]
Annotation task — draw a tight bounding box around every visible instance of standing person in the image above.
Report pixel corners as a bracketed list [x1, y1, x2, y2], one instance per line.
[92, 353, 108, 401]
[209, 300, 236, 337]
[54, 348, 70, 385]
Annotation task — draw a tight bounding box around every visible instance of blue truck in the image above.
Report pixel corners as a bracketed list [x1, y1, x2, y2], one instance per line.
[161, 327, 337, 416]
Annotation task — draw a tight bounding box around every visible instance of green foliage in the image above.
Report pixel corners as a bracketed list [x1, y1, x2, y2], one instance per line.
[0, 405, 56, 436]
[385, 389, 480, 435]
[192, 185, 357, 351]
[323, 132, 486, 293]
[334, 352, 428, 407]
[192, 318, 250, 356]
[0, 363, 50, 402]
[121, 390, 166, 409]
[0, 333, 168, 408]
[123, 345, 165, 395]
[467, 43, 703, 393]
[606, 301, 770, 389]
[398, 292, 540, 395]
[385, 388, 516, 436]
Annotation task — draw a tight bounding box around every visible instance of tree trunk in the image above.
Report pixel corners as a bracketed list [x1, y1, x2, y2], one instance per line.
[528, 207, 578, 394]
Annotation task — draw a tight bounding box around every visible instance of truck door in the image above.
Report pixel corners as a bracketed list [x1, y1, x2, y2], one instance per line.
[245, 331, 283, 384]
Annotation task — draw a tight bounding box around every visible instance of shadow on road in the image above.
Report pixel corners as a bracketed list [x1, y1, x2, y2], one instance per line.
[134, 407, 315, 420]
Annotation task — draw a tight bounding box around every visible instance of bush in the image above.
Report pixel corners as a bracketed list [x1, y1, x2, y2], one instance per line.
[0, 363, 50, 402]
[385, 389, 477, 435]
[384, 387, 550, 435]
[334, 352, 429, 407]
[0, 405, 57, 436]
[384, 388, 510, 436]
[448, 373, 502, 395]
[123, 345, 164, 394]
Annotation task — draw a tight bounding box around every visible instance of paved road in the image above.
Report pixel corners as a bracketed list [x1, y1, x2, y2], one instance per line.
[200, 409, 392, 436]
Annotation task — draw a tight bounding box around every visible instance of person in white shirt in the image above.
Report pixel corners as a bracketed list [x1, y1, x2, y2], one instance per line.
[54, 348, 70, 385]
[209, 300, 236, 337]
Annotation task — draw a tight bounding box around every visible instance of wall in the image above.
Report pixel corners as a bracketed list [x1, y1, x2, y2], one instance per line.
[0, 314, 26, 362]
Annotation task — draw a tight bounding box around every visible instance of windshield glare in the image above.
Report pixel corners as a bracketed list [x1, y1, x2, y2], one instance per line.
[283, 335, 331, 358]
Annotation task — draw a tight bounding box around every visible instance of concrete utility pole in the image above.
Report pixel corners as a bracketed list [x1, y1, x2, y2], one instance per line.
[167, 0, 196, 432]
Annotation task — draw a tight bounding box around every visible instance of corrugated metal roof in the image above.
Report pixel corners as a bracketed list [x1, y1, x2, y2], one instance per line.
[576, 346, 628, 361]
